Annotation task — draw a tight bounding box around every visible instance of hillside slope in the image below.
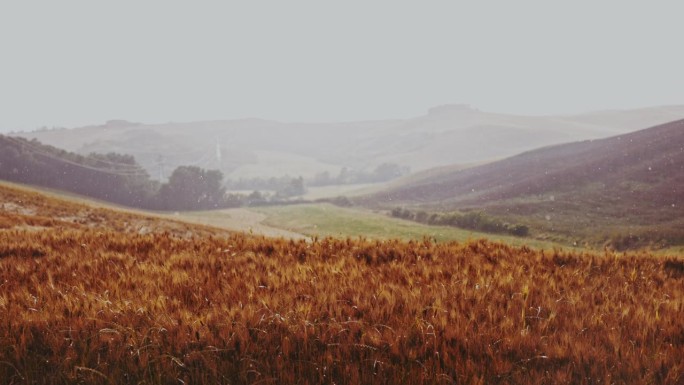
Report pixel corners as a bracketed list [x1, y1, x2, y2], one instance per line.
[0, 135, 157, 207]
[0, 181, 226, 238]
[15, 105, 684, 181]
[365, 119, 684, 248]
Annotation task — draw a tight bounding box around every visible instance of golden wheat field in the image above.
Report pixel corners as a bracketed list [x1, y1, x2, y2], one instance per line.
[0, 184, 683, 385]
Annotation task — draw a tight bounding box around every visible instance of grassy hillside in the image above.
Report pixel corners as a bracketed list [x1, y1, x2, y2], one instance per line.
[0, 135, 157, 208]
[1, 183, 683, 384]
[364, 119, 684, 249]
[254, 203, 564, 250]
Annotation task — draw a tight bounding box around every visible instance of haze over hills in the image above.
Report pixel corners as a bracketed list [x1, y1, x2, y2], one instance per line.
[364, 119, 684, 249]
[15, 104, 684, 182]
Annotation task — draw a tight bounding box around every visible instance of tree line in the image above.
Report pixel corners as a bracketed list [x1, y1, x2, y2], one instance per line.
[390, 207, 529, 237]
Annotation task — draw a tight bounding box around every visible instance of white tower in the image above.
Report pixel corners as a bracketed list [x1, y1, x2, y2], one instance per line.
[215, 141, 222, 163]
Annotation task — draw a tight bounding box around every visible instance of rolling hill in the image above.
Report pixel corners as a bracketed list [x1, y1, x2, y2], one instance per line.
[1, 178, 683, 384]
[14, 104, 684, 181]
[363, 119, 684, 249]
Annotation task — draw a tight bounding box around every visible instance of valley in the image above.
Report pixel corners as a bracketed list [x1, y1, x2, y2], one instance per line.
[3, 3, 684, 383]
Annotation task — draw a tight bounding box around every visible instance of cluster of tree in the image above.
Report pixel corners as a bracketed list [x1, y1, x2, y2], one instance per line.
[0, 136, 233, 211]
[225, 163, 409, 192]
[390, 207, 529, 237]
[309, 163, 410, 186]
[225, 176, 306, 198]
[221, 191, 353, 208]
[154, 167, 227, 210]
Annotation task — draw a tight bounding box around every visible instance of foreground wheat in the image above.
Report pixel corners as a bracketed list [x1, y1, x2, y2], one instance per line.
[1, 224, 682, 384]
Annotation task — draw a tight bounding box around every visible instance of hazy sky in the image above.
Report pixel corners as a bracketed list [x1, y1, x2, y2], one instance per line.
[1, 1, 683, 132]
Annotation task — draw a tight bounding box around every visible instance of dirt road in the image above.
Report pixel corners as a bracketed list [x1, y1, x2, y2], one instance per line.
[174, 208, 307, 240]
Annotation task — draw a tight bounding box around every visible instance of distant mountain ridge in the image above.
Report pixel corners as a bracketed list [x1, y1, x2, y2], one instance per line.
[15, 104, 684, 182]
[363, 119, 684, 249]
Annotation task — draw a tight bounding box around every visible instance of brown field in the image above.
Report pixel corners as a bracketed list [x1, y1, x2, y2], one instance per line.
[1, 183, 683, 384]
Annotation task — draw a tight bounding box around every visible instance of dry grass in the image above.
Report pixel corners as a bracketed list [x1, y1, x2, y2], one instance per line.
[0, 184, 683, 384]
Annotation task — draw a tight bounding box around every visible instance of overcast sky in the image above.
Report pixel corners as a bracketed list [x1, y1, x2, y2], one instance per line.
[1, 1, 683, 132]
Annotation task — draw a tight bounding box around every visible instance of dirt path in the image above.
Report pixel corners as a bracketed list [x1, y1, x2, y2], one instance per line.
[174, 208, 307, 240]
